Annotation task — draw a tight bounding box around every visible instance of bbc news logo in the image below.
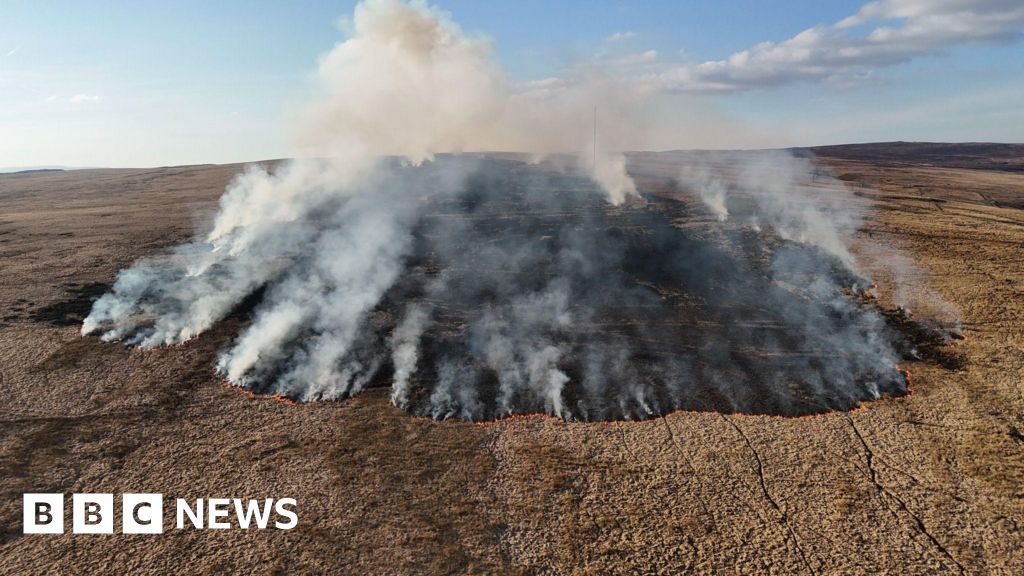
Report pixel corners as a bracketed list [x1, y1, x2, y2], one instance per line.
[23, 494, 297, 534]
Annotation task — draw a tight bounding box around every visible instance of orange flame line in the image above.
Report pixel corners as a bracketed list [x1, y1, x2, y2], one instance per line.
[182, 355, 921, 425]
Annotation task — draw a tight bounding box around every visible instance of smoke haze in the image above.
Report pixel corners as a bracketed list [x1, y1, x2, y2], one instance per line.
[83, 0, 950, 420]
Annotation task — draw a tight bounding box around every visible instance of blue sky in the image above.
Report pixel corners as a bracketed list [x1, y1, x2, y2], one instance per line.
[1, 0, 1022, 167]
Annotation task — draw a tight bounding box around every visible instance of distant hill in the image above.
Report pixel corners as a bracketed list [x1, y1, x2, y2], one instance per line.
[0, 166, 70, 174]
[5, 144, 1024, 175]
[801, 142, 1024, 172]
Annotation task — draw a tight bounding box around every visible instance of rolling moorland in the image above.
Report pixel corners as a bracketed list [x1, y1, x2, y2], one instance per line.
[1, 142, 1023, 574]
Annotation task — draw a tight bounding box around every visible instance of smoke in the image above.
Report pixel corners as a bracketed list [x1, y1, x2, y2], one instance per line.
[83, 0, 948, 420]
[677, 161, 729, 221]
[389, 303, 431, 409]
[295, 0, 638, 204]
[856, 239, 962, 325]
[675, 150, 862, 267]
[376, 156, 914, 419]
[676, 149, 961, 324]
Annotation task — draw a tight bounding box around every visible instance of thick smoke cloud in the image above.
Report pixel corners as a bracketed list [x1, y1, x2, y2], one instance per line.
[295, 0, 638, 204]
[366, 157, 910, 419]
[83, 0, 938, 420]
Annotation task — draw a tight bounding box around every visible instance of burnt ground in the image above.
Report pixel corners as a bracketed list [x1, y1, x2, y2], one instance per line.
[322, 158, 928, 419]
[1, 147, 1023, 574]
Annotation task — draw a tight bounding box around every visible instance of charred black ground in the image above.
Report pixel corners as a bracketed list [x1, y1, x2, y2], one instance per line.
[68, 157, 965, 420]
[229, 158, 934, 419]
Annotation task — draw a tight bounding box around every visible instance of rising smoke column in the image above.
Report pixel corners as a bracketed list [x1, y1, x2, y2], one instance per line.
[677, 150, 861, 269]
[84, 0, 931, 420]
[83, 0, 634, 398]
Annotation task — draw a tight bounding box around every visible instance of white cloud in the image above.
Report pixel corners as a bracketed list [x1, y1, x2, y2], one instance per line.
[4, 47, 18, 57]
[69, 93, 101, 103]
[607, 31, 636, 42]
[513, 76, 572, 99]
[614, 50, 658, 67]
[647, 0, 1024, 92]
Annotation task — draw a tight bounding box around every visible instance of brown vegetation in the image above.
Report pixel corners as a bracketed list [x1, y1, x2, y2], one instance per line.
[1, 146, 1023, 574]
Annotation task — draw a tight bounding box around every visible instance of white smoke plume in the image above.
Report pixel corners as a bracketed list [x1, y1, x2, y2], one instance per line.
[677, 150, 861, 270]
[389, 303, 432, 409]
[677, 162, 729, 221]
[296, 0, 639, 203]
[84, 0, 633, 361]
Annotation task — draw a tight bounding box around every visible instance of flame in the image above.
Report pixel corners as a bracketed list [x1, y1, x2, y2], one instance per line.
[459, 361, 916, 426]
[201, 355, 922, 423]
[271, 394, 296, 405]
[220, 378, 298, 405]
[895, 364, 911, 383]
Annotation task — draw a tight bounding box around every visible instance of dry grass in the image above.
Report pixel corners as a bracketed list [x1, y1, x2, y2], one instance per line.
[1, 149, 1023, 574]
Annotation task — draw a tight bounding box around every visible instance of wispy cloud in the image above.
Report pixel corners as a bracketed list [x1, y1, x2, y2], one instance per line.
[614, 50, 658, 67]
[69, 93, 101, 103]
[4, 47, 18, 57]
[646, 0, 1024, 93]
[514, 76, 572, 99]
[606, 31, 636, 42]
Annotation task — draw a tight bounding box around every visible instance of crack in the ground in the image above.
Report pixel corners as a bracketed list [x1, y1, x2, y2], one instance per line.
[721, 415, 819, 576]
[902, 418, 1024, 443]
[659, 416, 696, 475]
[847, 417, 966, 575]
[659, 415, 717, 535]
[606, 426, 643, 537]
[483, 422, 513, 572]
[616, 425, 642, 465]
[607, 417, 702, 570]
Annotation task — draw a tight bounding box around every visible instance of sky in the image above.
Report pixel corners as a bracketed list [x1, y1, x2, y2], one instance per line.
[1, 0, 1022, 168]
